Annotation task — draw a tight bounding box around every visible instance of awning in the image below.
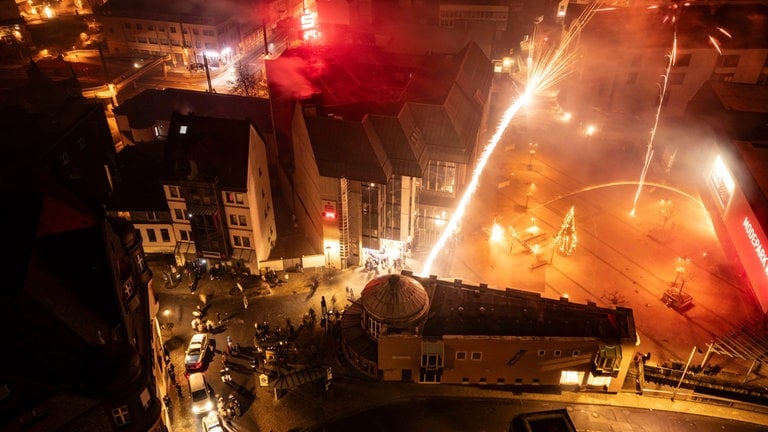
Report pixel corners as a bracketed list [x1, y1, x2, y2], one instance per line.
[187, 204, 218, 216]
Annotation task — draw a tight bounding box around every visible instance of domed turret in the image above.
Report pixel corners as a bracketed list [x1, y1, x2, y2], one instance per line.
[360, 274, 429, 328]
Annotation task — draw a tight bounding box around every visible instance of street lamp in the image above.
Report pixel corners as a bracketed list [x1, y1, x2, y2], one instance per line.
[528, 142, 538, 170]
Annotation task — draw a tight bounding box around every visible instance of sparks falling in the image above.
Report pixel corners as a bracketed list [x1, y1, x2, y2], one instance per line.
[420, 5, 598, 277]
[630, 34, 676, 218]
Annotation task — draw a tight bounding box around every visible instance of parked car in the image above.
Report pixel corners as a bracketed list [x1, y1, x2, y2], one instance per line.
[189, 372, 214, 415]
[201, 411, 224, 432]
[184, 333, 210, 371]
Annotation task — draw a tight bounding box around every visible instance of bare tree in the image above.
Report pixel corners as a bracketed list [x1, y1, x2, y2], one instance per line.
[227, 61, 259, 96]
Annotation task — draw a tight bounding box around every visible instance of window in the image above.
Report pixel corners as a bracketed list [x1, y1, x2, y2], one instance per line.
[111, 406, 131, 426]
[225, 192, 235, 203]
[158, 26, 166, 32]
[124, 23, 132, 29]
[242, 236, 251, 247]
[537, 349, 546, 357]
[170, 27, 177, 33]
[136, 23, 143, 30]
[461, 377, 469, 384]
[496, 378, 505, 385]
[560, 370, 582, 385]
[235, 193, 244, 204]
[229, 214, 237, 225]
[455, 351, 466, 360]
[146, 229, 157, 242]
[160, 229, 170, 242]
[553, 349, 562, 357]
[174, 209, 185, 220]
[718, 54, 739, 68]
[572, 350, 581, 357]
[423, 161, 456, 194]
[146, 211, 159, 221]
[179, 125, 188, 134]
[514, 378, 523, 385]
[137, 37, 147, 43]
[147, 24, 154, 30]
[479, 377, 487, 385]
[470, 351, 482, 361]
[238, 215, 247, 226]
[180, 230, 189, 241]
[233, 236, 241, 247]
[192, 29, 199, 35]
[674, 53, 691, 67]
[203, 29, 215, 36]
[532, 378, 540, 385]
[169, 186, 179, 198]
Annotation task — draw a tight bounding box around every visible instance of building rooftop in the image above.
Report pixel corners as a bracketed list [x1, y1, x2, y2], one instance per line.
[162, 112, 253, 190]
[113, 88, 273, 139]
[96, 0, 244, 25]
[415, 274, 636, 341]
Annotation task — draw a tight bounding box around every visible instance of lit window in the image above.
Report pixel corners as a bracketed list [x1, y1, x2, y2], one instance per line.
[179, 125, 188, 134]
[111, 405, 131, 426]
[238, 215, 247, 226]
[235, 193, 244, 204]
[560, 370, 583, 385]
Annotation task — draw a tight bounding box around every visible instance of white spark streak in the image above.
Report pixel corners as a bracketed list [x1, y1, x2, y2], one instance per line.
[420, 5, 597, 276]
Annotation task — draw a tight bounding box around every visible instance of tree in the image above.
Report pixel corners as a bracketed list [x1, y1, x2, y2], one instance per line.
[227, 61, 260, 96]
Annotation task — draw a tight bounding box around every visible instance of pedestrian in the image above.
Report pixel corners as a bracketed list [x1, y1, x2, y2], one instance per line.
[168, 367, 176, 383]
[222, 352, 228, 366]
[217, 312, 222, 323]
[175, 383, 183, 398]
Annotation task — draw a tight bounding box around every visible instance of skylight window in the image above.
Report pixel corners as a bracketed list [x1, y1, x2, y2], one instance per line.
[179, 125, 188, 134]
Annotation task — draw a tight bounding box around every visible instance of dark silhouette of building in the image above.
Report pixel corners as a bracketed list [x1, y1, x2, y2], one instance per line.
[0, 61, 164, 432]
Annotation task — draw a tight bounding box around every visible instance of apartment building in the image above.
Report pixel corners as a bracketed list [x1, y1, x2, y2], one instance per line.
[109, 112, 276, 274]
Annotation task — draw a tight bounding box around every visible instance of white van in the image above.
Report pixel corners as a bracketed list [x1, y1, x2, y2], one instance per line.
[188, 372, 213, 415]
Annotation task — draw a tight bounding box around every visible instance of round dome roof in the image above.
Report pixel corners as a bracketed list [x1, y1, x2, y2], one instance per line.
[360, 274, 429, 327]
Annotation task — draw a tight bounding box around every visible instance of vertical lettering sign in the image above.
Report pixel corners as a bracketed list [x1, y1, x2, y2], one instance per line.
[743, 216, 768, 277]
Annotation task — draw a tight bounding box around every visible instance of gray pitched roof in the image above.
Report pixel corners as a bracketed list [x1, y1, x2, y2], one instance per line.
[305, 115, 389, 184]
[162, 112, 252, 189]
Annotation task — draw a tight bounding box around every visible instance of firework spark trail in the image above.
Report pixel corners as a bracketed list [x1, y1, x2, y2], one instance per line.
[630, 33, 676, 217]
[420, 5, 598, 276]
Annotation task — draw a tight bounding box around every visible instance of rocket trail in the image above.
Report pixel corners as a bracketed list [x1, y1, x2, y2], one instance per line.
[420, 5, 598, 276]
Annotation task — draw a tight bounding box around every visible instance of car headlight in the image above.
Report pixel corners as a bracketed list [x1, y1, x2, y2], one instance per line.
[204, 401, 213, 411]
[192, 406, 201, 414]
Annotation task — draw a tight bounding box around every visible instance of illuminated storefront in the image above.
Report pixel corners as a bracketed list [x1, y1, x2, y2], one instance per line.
[704, 151, 768, 312]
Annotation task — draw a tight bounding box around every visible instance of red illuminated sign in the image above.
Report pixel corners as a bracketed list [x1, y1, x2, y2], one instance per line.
[743, 216, 768, 276]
